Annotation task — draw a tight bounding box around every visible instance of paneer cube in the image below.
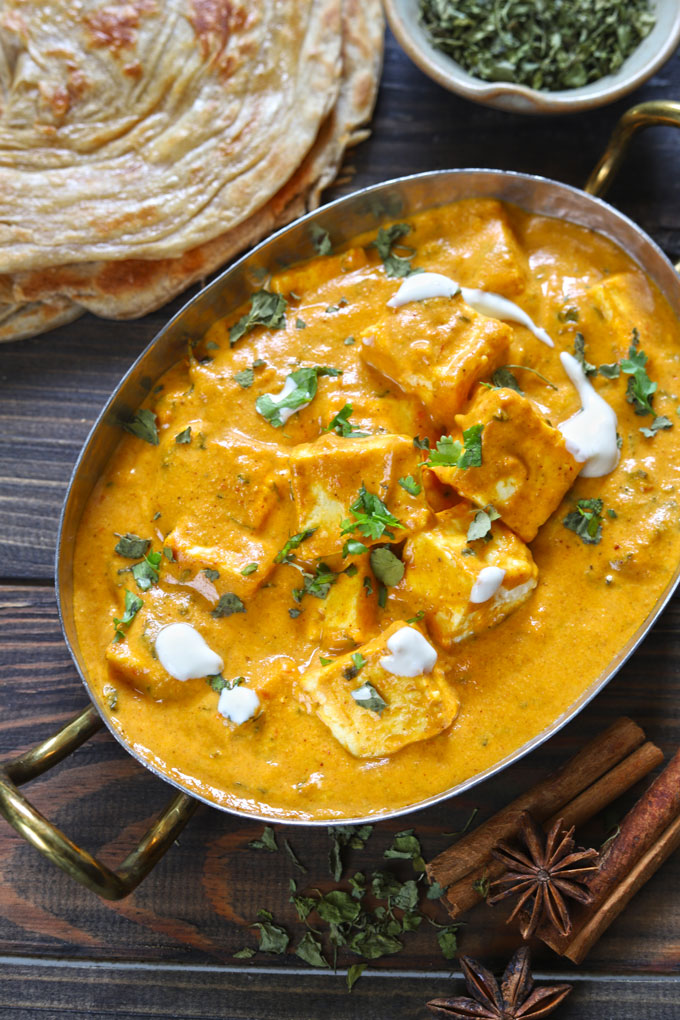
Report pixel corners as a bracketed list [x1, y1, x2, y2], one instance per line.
[154, 428, 289, 534]
[360, 297, 511, 425]
[270, 247, 369, 296]
[428, 387, 579, 542]
[105, 589, 193, 701]
[288, 433, 433, 559]
[300, 621, 459, 757]
[582, 272, 656, 353]
[165, 518, 278, 600]
[397, 503, 538, 648]
[305, 555, 378, 652]
[420, 198, 529, 298]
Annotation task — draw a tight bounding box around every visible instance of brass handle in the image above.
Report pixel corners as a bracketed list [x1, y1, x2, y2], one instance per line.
[0, 705, 197, 899]
[585, 99, 680, 198]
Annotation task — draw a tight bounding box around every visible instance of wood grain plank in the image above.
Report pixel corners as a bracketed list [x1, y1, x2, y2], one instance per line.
[0, 962, 679, 1020]
[1, 585, 679, 974]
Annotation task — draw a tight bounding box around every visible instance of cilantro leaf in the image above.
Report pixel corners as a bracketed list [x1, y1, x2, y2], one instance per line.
[174, 426, 192, 444]
[114, 533, 150, 558]
[370, 546, 404, 587]
[437, 926, 460, 960]
[131, 550, 161, 591]
[256, 366, 342, 428]
[341, 484, 404, 546]
[426, 435, 463, 467]
[240, 562, 258, 576]
[491, 367, 523, 393]
[328, 825, 373, 881]
[234, 368, 254, 388]
[275, 529, 315, 564]
[112, 589, 143, 642]
[324, 403, 369, 438]
[347, 963, 367, 991]
[206, 674, 243, 693]
[253, 910, 289, 954]
[295, 932, 329, 968]
[351, 682, 387, 715]
[426, 426, 484, 469]
[621, 331, 657, 415]
[640, 415, 673, 438]
[371, 223, 420, 278]
[398, 474, 421, 495]
[203, 568, 220, 581]
[384, 829, 426, 871]
[118, 408, 159, 445]
[229, 291, 287, 345]
[249, 826, 278, 852]
[413, 435, 430, 450]
[563, 497, 605, 544]
[467, 505, 501, 542]
[212, 593, 246, 617]
[574, 332, 597, 376]
[598, 362, 621, 379]
[458, 424, 484, 468]
[292, 563, 337, 603]
[309, 223, 332, 256]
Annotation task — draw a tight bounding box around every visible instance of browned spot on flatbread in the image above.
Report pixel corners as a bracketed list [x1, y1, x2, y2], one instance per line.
[85, 0, 156, 52]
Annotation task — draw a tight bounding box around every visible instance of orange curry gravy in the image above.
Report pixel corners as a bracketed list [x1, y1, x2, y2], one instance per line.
[73, 198, 680, 820]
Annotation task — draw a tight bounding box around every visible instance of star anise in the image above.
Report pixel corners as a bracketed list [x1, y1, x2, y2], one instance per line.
[427, 946, 572, 1019]
[488, 811, 599, 939]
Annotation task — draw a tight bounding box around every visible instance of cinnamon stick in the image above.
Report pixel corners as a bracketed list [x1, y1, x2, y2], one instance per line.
[428, 716, 645, 891]
[442, 739, 662, 919]
[538, 746, 680, 956]
[562, 811, 680, 964]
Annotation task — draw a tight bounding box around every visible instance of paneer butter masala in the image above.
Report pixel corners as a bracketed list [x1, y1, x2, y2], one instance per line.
[73, 198, 680, 820]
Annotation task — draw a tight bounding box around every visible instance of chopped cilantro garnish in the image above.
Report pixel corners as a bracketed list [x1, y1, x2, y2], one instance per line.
[114, 533, 150, 558]
[275, 529, 315, 564]
[413, 435, 430, 450]
[341, 485, 404, 553]
[229, 291, 287, 345]
[212, 593, 246, 617]
[426, 425, 484, 469]
[344, 336, 356, 345]
[256, 366, 342, 428]
[324, 403, 368, 438]
[574, 333, 596, 376]
[370, 547, 404, 587]
[118, 408, 159, 445]
[131, 550, 162, 591]
[351, 682, 387, 715]
[241, 562, 259, 576]
[491, 367, 523, 393]
[406, 609, 425, 624]
[640, 415, 673, 438]
[234, 368, 254, 388]
[621, 328, 657, 415]
[175, 426, 192, 444]
[309, 223, 332, 255]
[598, 362, 621, 379]
[467, 505, 500, 542]
[206, 674, 244, 693]
[398, 474, 421, 495]
[563, 498, 605, 544]
[293, 563, 337, 603]
[295, 318, 306, 330]
[112, 589, 143, 642]
[371, 223, 420, 278]
[203, 568, 220, 581]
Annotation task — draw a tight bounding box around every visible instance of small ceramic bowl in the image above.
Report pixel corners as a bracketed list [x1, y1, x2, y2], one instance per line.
[384, 0, 680, 114]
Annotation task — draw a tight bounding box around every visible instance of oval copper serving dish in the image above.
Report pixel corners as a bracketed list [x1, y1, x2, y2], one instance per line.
[2, 101, 680, 899]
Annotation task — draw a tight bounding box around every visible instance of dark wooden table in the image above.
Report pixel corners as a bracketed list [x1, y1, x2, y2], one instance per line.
[2, 27, 680, 1020]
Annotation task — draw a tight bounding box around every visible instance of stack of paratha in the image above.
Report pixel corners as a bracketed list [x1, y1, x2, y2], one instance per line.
[0, 0, 383, 341]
